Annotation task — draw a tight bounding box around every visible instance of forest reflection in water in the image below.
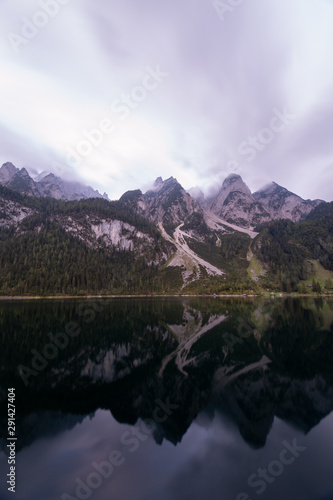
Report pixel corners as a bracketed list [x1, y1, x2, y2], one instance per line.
[0, 297, 333, 500]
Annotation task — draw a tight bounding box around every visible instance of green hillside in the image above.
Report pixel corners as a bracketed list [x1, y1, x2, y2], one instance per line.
[0, 186, 332, 296]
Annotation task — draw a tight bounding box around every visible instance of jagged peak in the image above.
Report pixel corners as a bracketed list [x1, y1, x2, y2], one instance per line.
[1, 162, 109, 201]
[153, 176, 163, 188]
[154, 176, 178, 184]
[224, 173, 242, 182]
[41, 173, 57, 180]
[254, 181, 279, 195]
[221, 173, 251, 195]
[0, 162, 19, 175]
[254, 181, 301, 199]
[38, 173, 65, 186]
[164, 176, 177, 183]
[148, 176, 180, 194]
[1, 161, 18, 171]
[120, 189, 143, 203]
[0, 162, 19, 183]
[17, 167, 31, 177]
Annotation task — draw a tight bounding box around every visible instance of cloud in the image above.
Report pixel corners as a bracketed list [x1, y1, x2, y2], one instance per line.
[0, 0, 332, 200]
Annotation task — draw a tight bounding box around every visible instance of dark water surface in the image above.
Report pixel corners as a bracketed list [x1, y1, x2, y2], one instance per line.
[0, 297, 333, 500]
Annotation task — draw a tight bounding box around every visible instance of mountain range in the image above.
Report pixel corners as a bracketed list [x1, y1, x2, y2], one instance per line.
[0, 162, 109, 201]
[0, 161, 332, 295]
[207, 173, 322, 227]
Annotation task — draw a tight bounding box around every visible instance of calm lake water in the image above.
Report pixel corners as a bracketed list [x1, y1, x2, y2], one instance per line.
[0, 297, 333, 500]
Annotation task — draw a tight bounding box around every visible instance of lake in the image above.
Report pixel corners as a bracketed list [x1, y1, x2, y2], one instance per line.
[0, 297, 333, 500]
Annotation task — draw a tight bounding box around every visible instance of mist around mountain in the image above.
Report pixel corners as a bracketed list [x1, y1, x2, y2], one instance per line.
[0, 162, 109, 201]
[202, 173, 323, 227]
[0, 162, 332, 295]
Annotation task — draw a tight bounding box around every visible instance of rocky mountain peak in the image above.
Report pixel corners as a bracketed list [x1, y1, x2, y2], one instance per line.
[1, 161, 17, 169]
[223, 173, 242, 183]
[19, 167, 31, 178]
[0, 162, 109, 201]
[221, 173, 251, 194]
[151, 176, 178, 192]
[254, 181, 277, 195]
[41, 173, 57, 181]
[254, 181, 291, 198]
[0, 162, 19, 183]
[5, 166, 40, 197]
[207, 174, 325, 227]
[211, 174, 252, 211]
[133, 176, 202, 227]
[164, 176, 177, 184]
[153, 176, 164, 190]
[253, 182, 321, 222]
[209, 174, 269, 228]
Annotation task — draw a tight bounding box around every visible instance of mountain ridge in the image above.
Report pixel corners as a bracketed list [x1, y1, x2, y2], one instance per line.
[1, 162, 326, 227]
[0, 161, 332, 295]
[0, 162, 109, 201]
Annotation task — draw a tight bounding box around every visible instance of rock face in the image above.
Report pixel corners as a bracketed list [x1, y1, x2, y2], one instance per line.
[208, 174, 270, 227]
[43, 214, 172, 264]
[253, 182, 323, 222]
[6, 167, 40, 197]
[0, 162, 326, 230]
[37, 173, 109, 201]
[121, 176, 203, 226]
[208, 174, 323, 228]
[0, 162, 19, 183]
[89, 219, 167, 263]
[0, 163, 108, 201]
[146, 176, 203, 225]
[0, 198, 34, 229]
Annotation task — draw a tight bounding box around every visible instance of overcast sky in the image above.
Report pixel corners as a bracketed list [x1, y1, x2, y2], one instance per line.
[0, 0, 333, 201]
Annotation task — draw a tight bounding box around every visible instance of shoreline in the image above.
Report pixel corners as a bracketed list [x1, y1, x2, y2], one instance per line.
[0, 293, 332, 301]
[0, 294, 257, 300]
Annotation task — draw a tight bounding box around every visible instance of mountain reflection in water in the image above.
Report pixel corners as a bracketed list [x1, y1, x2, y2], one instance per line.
[0, 297, 333, 500]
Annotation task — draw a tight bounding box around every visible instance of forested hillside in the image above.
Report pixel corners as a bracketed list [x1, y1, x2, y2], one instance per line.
[0, 186, 175, 295]
[0, 183, 332, 296]
[252, 203, 333, 291]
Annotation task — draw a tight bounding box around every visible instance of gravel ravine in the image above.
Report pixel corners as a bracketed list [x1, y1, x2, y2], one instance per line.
[158, 222, 224, 288]
[204, 210, 259, 239]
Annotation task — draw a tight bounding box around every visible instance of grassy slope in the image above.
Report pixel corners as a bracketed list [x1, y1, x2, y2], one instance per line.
[247, 249, 267, 283]
[300, 260, 333, 288]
